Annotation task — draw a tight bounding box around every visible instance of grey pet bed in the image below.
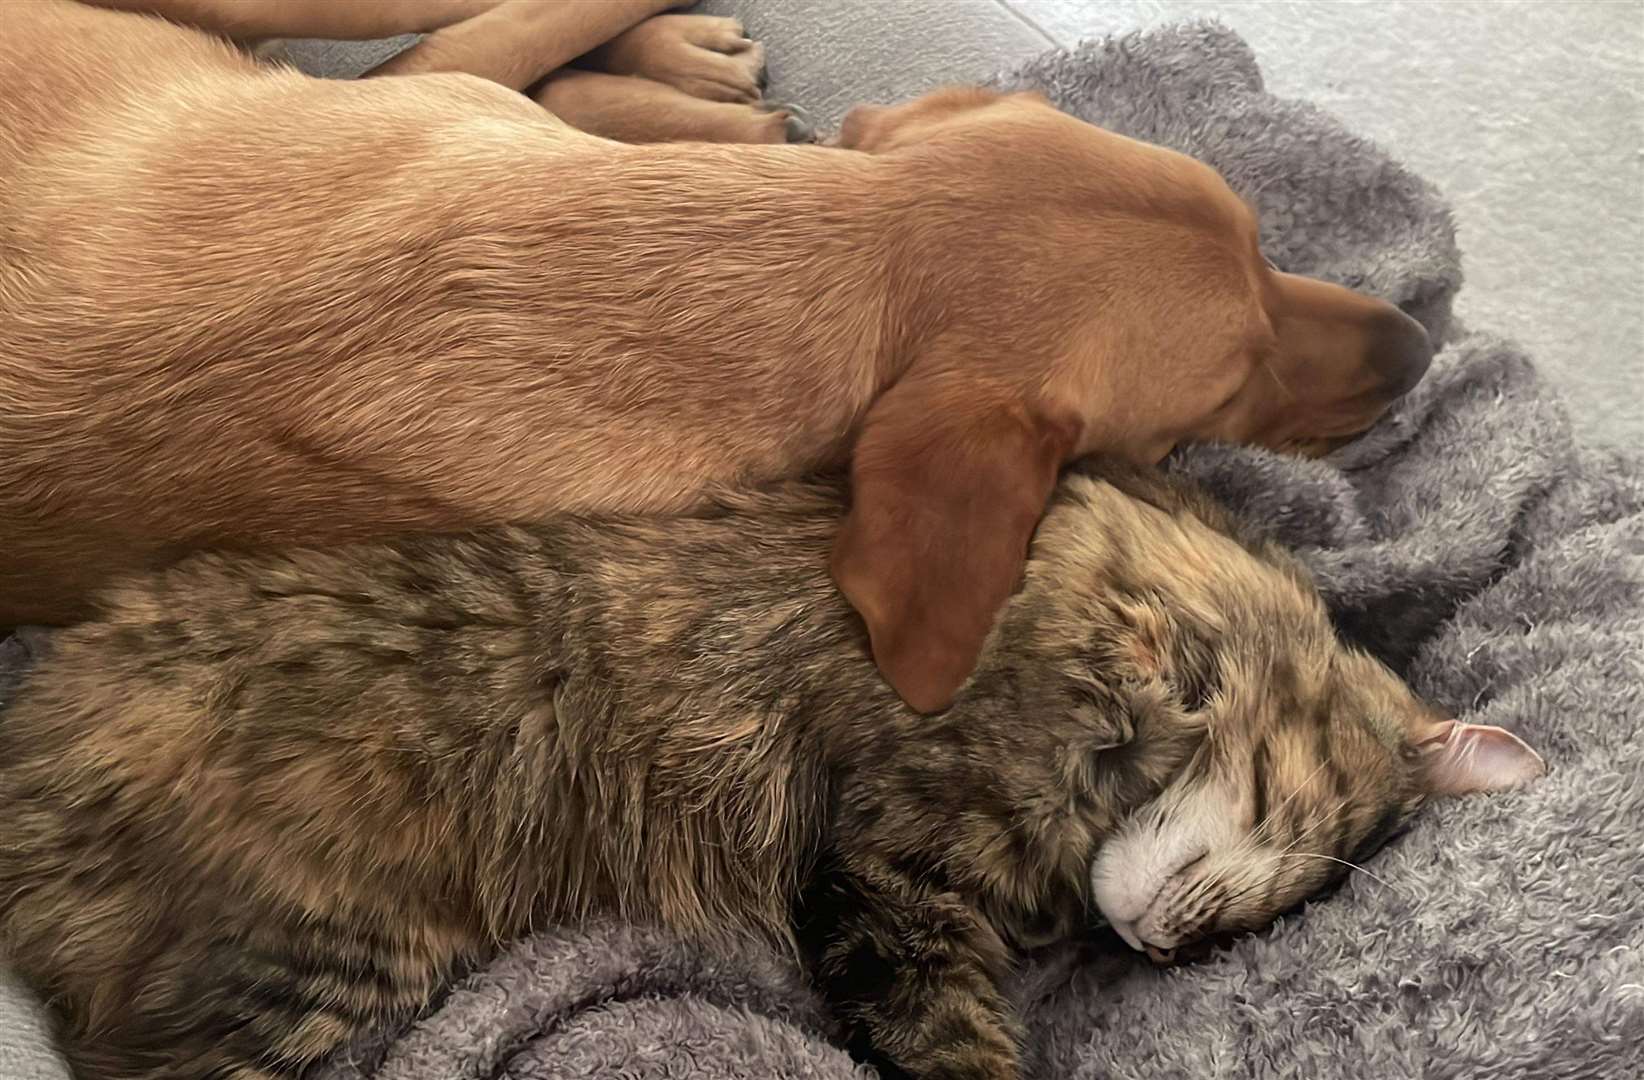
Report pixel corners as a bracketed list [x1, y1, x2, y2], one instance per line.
[4, 21, 1640, 1080]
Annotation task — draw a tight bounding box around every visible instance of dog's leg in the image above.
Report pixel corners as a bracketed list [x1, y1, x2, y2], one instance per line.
[532, 69, 808, 144]
[581, 14, 766, 104]
[78, 0, 500, 39]
[366, 0, 680, 91]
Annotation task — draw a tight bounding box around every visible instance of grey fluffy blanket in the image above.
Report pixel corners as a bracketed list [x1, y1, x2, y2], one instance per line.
[3, 22, 1640, 1080]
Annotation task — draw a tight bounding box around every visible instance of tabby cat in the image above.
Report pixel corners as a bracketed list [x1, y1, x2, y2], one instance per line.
[0, 461, 1543, 1080]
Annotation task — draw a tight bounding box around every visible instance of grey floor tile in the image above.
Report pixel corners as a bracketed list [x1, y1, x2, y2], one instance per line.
[702, 0, 1053, 128]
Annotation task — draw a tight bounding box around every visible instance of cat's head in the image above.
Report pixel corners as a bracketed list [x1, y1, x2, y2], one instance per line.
[1005, 460, 1544, 963]
[1088, 644, 1543, 963]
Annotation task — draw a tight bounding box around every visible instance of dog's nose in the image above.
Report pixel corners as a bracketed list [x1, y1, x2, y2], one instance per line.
[1369, 306, 1434, 400]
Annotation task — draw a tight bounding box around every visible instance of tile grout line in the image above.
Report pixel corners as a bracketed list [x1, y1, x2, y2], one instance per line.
[991, 0, 1063, 48]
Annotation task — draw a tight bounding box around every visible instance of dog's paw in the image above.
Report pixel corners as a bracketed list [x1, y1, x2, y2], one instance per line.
[712, 101, 813, 145]
[654, 99, 813, 145]
[765, 102, 814, 144]
[533, 71, 811, 146]
[589, 14, 767, 104]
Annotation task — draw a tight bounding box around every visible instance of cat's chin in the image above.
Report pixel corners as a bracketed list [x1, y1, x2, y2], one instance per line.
[1144, 931, 1238, 967]
[1081, 921, 1217, 967]
[1084, 920, 1232, 968]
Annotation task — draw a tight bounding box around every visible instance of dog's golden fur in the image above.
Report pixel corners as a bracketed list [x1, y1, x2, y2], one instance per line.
[0, 1, 1433, 711]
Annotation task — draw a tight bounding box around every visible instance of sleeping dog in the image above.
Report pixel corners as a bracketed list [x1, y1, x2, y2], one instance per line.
[0, 0, 1432, 711]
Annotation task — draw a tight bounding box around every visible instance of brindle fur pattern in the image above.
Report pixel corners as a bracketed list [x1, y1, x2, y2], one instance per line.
[0, 462, 1435, 1080]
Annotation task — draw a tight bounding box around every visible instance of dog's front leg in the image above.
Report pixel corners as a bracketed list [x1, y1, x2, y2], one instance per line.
[78, 0, 499, 40]
[367, 0, 682, 90]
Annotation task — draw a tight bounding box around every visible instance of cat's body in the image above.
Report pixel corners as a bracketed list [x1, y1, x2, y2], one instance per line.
[0, 463, 1542, 1080]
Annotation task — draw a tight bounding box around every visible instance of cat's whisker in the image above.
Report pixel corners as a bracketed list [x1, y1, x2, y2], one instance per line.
[1211, 871, 1276, 911]
[1273, 796, 1349, 857]
[1254, 759, 1333, 843]
[1197, 798, 1357, 926]
[1275, 852, 1408, 901]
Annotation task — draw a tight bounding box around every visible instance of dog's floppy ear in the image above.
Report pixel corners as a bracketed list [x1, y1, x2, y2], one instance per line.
[832, 370, 1082, 714]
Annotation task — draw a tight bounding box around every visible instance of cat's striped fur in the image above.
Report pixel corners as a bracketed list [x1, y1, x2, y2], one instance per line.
[0, 461, 1539, 1080]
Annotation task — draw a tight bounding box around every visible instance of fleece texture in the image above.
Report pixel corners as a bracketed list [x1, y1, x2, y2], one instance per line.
[2, 21, 1638, 1080]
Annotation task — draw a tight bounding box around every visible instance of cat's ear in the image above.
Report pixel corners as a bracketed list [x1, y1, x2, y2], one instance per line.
[1411, 718, 1546, 796]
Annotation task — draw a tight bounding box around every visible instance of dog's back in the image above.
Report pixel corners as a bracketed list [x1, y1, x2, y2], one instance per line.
[0, 2, 889, 624]
[1, 4, 530, 619]
[1, 2, 233, 154]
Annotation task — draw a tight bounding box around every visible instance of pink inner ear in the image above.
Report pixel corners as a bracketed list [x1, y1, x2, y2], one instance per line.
[1419, 720, 1547, 796]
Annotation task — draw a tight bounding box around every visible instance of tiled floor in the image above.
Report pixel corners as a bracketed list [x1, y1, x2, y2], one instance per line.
[1004, 0, 1642, 448]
